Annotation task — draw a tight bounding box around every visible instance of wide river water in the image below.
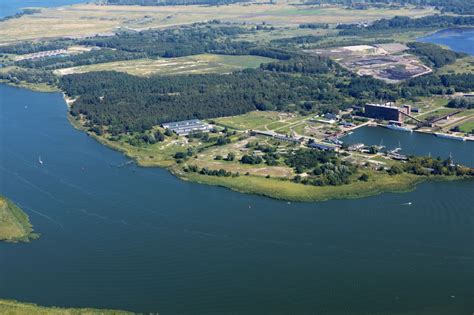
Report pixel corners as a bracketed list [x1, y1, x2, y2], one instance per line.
[0, 27, 474, 314]
[1, 85, 473, 314]
[0, 0, 84, 18]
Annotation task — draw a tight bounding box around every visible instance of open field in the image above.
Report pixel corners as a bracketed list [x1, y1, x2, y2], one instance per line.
[212, 111, 287, 130]
[0, 196, 38, 242]
[0, 299, 132, 315]
[190, 135, 297, 177]
[458, 119, 474, 133]
[54, 54, 273, 76]
[212, 110, 310, 132]
[417, 107, 460, 121]
[0, 2, 436, 44]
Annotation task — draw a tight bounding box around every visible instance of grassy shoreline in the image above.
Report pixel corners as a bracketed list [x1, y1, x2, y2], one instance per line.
[171, 166, 426, 202]
[0, 196, 39, 242]
[67, 115, 466, 202]
[0, 299, 133, 314]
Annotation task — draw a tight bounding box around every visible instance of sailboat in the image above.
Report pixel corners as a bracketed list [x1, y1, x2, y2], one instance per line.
[38, 156, 43, 165]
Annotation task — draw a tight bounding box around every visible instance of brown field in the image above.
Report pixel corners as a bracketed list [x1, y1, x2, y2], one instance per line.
[0, 2, 436, 44]
[306, 44, 432, 83]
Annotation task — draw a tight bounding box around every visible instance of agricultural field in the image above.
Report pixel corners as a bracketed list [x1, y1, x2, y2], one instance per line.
[0, 2, 436, 44]
[54, 54, 274, 76]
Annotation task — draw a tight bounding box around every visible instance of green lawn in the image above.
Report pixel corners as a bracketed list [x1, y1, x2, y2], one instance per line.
[458, 119, 474, 133]
[417, 107, 460, 121]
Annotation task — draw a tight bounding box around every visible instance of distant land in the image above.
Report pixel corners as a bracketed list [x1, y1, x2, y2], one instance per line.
[0, 299, 133, 314]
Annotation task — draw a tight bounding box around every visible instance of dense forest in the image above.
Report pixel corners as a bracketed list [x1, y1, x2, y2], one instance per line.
[79, 25, 254, 58]
[60, 69, 344, 134]
[260, 55, 342, 75]
[305, 0, 474, 15]
[105, 0, 249, 5]
[16, 49, 144, 70]
[407, 42, 466, 68]
[0, 69, 57, 86]
[0, 41, 69, 55]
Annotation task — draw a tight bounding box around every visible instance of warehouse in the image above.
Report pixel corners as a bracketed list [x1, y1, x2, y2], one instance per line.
[162, 119, 212, 136]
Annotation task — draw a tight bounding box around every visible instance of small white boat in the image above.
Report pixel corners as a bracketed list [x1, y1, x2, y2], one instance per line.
[38, 156, 43, 165]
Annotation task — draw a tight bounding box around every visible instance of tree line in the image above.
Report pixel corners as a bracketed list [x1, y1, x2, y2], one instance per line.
[337, 15, 474, 35]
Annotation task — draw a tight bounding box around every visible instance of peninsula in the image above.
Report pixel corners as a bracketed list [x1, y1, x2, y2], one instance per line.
[0, 195, 38, 242]
[0, 0, 473, 202]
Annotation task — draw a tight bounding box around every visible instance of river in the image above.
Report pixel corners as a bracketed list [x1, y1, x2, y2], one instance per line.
[1, 84, 473, 314]
[0, 0, 84, 19]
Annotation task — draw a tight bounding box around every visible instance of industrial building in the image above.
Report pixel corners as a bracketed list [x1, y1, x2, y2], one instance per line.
[162, 119, 212, 136]
[364, 103, 411, 122]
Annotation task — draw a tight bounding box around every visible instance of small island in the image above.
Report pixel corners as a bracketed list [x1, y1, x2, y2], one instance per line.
[0, 196, 38, 242]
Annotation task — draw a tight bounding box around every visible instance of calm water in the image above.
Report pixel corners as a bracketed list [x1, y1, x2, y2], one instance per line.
[342, 127, 474, 167]
[0, 0, 84, 18]
[419, 28, 474, 55]
[0, 84, 473, 314]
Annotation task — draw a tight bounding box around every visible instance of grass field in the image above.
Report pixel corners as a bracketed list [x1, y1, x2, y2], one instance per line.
[0, 196, 38, 242]
[175, 168, 424, 202]
[438, 56, 474, 75]
[212, 110, 308, 131]
[55, 54, 273, 76]
[0, 299, 132, 315]
[417, 107, 460, 121]
[0, 2, 436, 44]
[212, 111, 284, 130]
[458, 119, 474, 133]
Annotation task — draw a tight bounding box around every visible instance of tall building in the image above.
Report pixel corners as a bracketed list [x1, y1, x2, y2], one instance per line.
[364, 103, 410, 122]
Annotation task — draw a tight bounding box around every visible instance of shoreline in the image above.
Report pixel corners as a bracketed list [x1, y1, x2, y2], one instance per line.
[0, 299, 133, 314]
[0, 195, 39, 243]
[66, 111, 472, 203]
